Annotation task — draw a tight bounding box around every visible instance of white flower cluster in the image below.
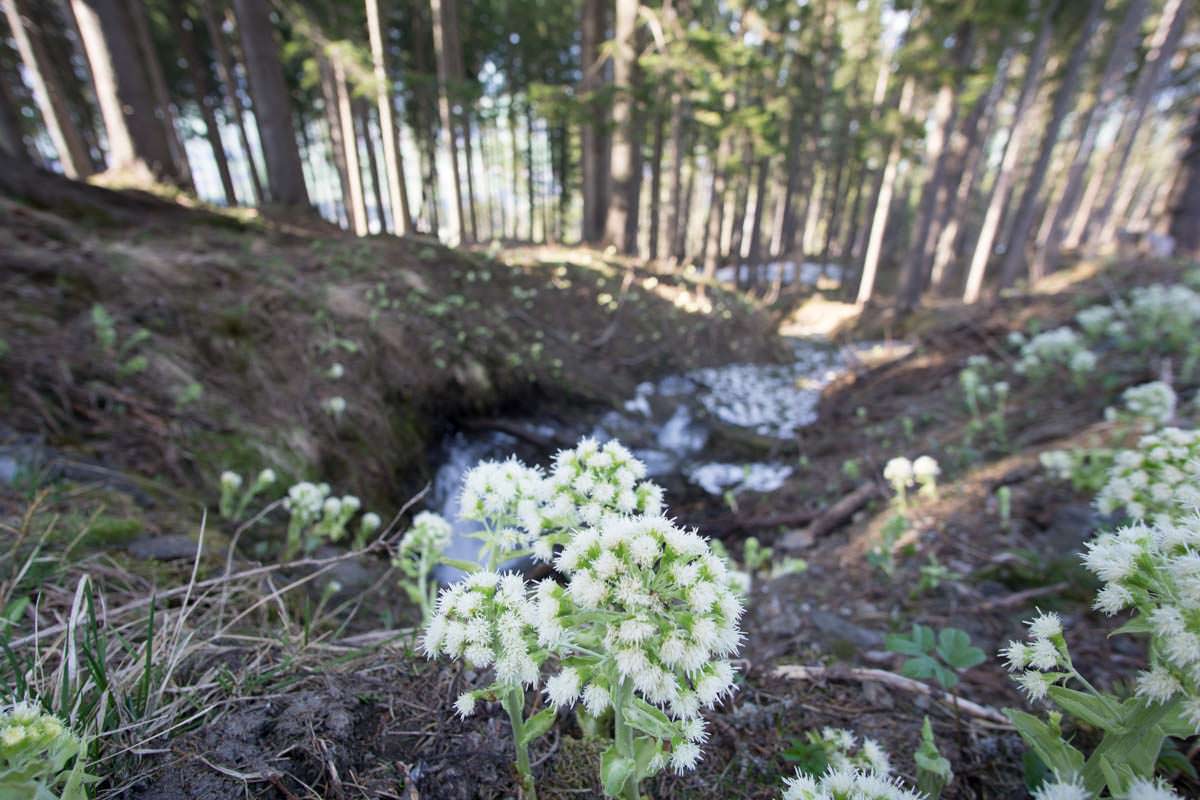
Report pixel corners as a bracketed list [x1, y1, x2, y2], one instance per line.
[285, 481, 332, 523]
[1076, 284, 1200, 358]
[1013, 327, 1097, 380]
[803, 728, 894, 776]
[1080, 493, 1200, 719]
[424, 571, 543, 702]
[1105, 382, 1177, 431]
[1032, 775, 1182, 800]
[397, 511, 452, 569]
[1040, 451, 1075, 482]
[1094, 428, 1200, 523]
[781, 767, 922, 800]
[545, 513, 743, 716]
[1000, 611, 1069, 702]
[281, 480, 377, 557]
[0, 702, 88, 794]
[883, 456, 939, 502]
[422, 437, 744, 780]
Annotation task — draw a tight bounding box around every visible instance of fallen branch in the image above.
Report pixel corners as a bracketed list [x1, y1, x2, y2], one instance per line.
[773, 664, 1011, 727]
[460, 418, 571, 450]
[707, 506, 820, 535]
[781, 482, 878, 550]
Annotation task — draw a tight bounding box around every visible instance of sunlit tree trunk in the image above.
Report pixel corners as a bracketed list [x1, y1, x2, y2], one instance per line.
[1034, 0, 1147, 276]
[962, 8, 1053, 304]
[179, 7, 236, 205]
[72, 0, 186, 185]
[317, 55, 351, 227]
[4, 0, 92, 178]
[358, 100, 385, 233]
[365, 0, 412, 234]
[856, 76, 914, 306]
[998, 0, 1103, 288]
[603, 0, 638, 253]
[334, 62, 367, 235]
[1088, 0, 1187, 249]
[430, 0, 465, 241]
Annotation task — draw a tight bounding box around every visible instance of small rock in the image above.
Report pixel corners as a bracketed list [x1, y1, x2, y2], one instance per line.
[780, 527, 815, 550]
[810, 609, 885, 650]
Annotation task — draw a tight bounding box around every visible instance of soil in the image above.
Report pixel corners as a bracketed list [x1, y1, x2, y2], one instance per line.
[3, 171, 1199, 799]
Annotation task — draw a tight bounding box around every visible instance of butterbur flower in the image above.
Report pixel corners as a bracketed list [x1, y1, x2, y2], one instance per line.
[1031, 774, 1089, 800]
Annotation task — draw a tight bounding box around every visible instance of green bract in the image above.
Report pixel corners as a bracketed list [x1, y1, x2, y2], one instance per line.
[0, 702, 93, 800]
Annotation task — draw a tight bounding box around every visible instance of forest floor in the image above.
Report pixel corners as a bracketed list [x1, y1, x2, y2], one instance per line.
[1, 175, 1198, 799]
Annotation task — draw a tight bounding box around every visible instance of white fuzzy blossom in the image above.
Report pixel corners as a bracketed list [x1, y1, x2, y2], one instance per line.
[1031, 775, 1089, 800]
[1014, 327, 1096, 380]
[882, 457, 913, 489]
[1002, 611, 1068, 702]
[1094, 428, 1200, 523]
[780, 767, 923, 800]
[1109, 382, 1177, 431]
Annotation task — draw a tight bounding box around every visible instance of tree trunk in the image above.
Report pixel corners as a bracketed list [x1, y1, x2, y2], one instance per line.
[727, 137, 754, 266]
[365, 0, 412, 234]
[199, 0, 262, 206]
[1034, 0, 1147, 275]
[1087, 0, 1188, 249]
[430, 0, 465, 241]
[580, 0, 606, 244]
[4, 0, 92, 178]
[899, 24, 974, 308]
[179, 7, 236, 205]
[335, 62, 367, 235]
[746, 156, 770, 280]
[929, 45, 1014, 292]
[0, 62, 28, 158]
[856, 76, 914, 306]
[648, 104, 665, 260]
[603, 0, 638, 253]
[962, 7, 1054, 304]
[463, 107, 480, 242]
[71, 0, 184, 185]
[359, 100, 385, 233]
[678, 140, 696, 260]
[317, 55, 351, 227]
[525, 102, 537, 241]
[126, 0, 192, 189]
[231, 0, 307, 206]
[701, 126, 734, 285]
[1167, 104, 1200, 255]
[998, 0, 1104, 288]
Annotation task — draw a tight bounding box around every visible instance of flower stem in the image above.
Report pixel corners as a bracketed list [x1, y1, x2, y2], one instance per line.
[612, 678, 639, 800]
[502, 687, 536, 800]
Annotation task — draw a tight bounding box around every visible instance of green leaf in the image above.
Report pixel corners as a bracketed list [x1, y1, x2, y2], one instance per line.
[936, 628, 985, 669]
[900, 654, 937, 681]
[436, 558, 481, 574]
[1005, 709, 1086, 778]
[520, 707, 557, 746]
[1045, 686, 1124, 732]
[1111, 617, 1154, 637]
[634, 736, 663, 781]
[931, 663, 959, 691]
[601, 746, 635, 797]
[624, 699, 680, 740]
[885, 633, 927, 657]
[915, 717, 952, 800]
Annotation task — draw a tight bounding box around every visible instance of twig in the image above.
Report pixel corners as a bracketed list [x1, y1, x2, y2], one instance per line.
[976, 581, 1071, 612]
[780, 482, 878, 550]
[773, 664, 1012, 727]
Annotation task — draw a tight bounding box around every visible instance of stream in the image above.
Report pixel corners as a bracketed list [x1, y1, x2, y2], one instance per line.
[429, 337, 910, 575]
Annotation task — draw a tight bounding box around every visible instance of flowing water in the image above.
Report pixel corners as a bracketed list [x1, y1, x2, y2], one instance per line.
[428, 338, 910, 574]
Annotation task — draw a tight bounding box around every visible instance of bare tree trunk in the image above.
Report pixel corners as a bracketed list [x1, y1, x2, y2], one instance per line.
[603, 0, 638, 253]
[1167, 103, 1200, 256]
[358, 100, 385, 233]
[430, 0, 465, 241]
[365, 0, 412, 234]
[525, 103, 537, 241]
[899, 24, 973, 308]
[127, 0, 191, 189]
[579, 0, 606, 244]
[71, 0, 186, 185]
[0, 62, 28, 158]
[930, 45, 1014, 292]
[334, 63, 367, 235]
[1088, 0, 1187, 249]
[998, 0, 1104, 288]
[746, 156, 770, 281]
[462, 107, 479, 242]
[701, 126, 733, 285]
[231, 0, 307, 206]
[963, 7, 1054, 304]
[1034, 0, 1147, 275]
[856, 77, 914, 306]
[644, 102, 664, 259]
[179, 7, 236, 205]
[200, 0, 262, 206]
[4, 0, 92, 178]
[317, 55, 351, 227]
[678, 141, 696, 260]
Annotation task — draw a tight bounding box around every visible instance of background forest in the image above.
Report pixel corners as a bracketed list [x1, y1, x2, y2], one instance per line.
[2, 1, 1200, 799]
